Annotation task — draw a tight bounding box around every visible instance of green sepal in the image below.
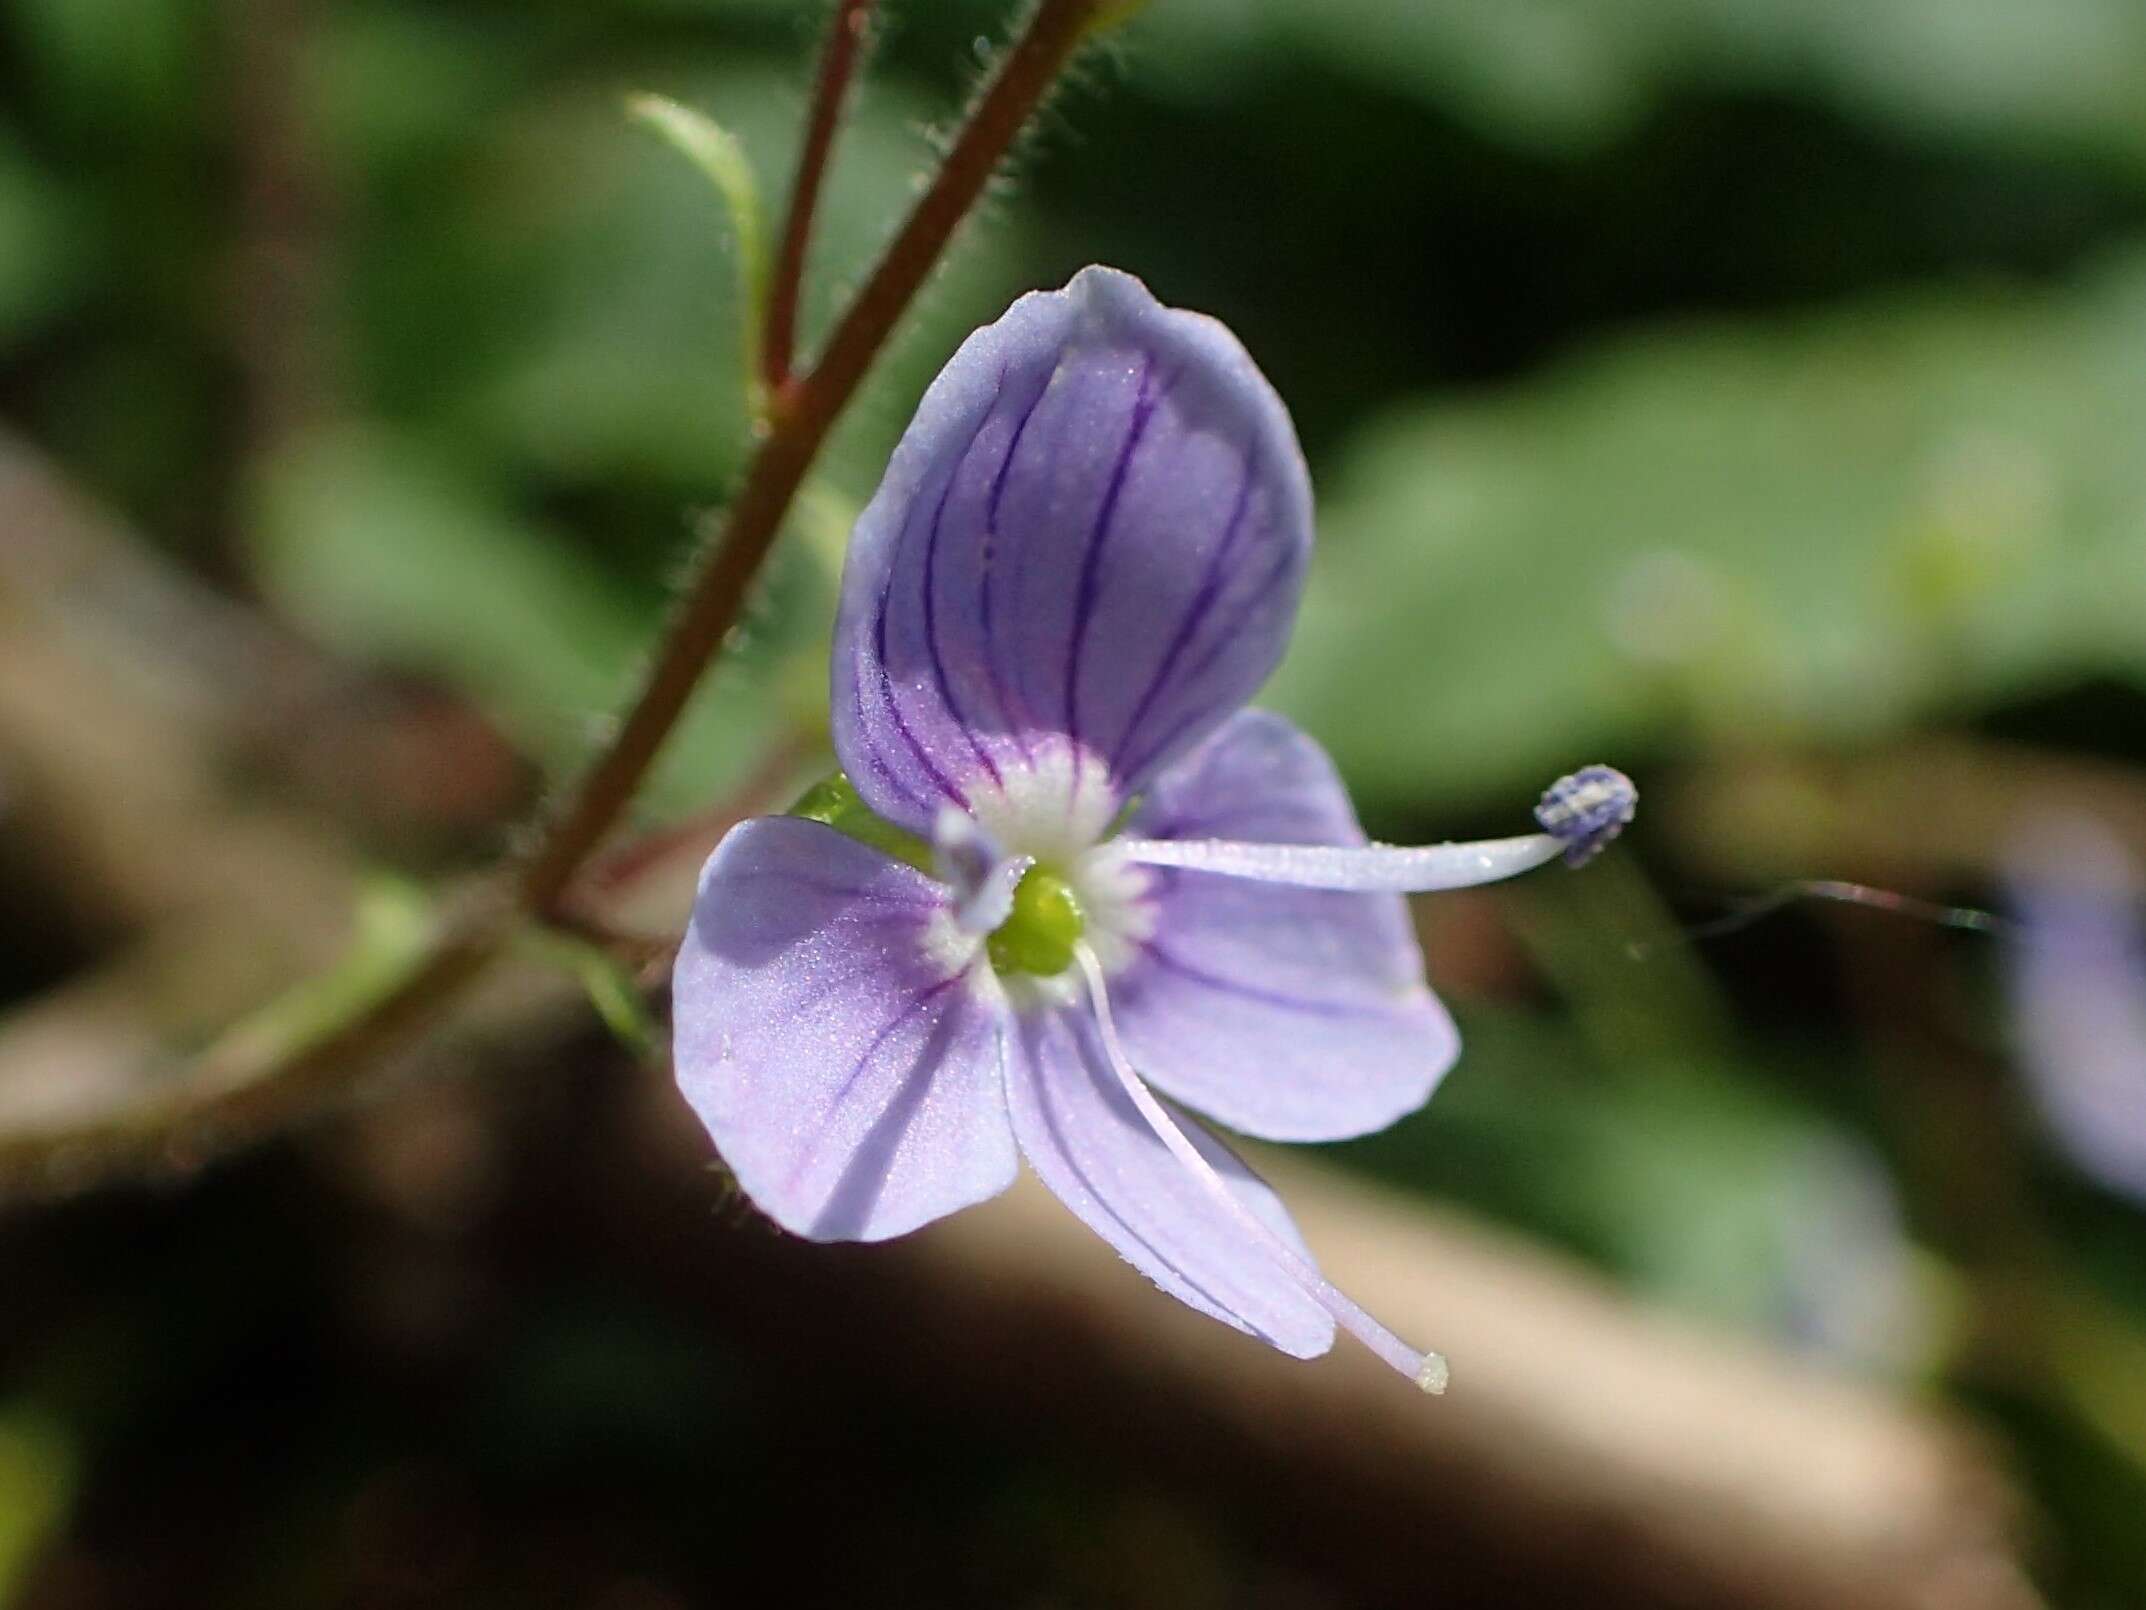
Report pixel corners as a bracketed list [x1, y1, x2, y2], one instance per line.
[787, 772, 935, 874]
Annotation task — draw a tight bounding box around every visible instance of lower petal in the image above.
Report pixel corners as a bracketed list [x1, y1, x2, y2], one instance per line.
[672, 817, 1019, 1242]
[1006, 1007, 1335, 1358]
[1114, 709, 1456, 1141]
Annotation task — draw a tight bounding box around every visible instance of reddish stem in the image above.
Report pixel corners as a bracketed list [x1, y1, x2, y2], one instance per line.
[764, 0, 878, 397]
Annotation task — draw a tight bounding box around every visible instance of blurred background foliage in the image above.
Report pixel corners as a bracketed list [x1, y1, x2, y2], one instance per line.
[3, 0, 2146, 1605]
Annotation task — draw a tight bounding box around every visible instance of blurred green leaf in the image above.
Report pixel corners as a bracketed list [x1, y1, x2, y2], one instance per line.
[246, 426, 819, 816]
[300, 3, 533, 174]
[345, 60, 1035, 500]
[8, 0, 201, 139]
[1340, 1007, 1930, 1368]
[210, 875, 437, 1069]
[1129, 0, 2146, 165]
[0, 132, 74, 347]
[250, 427, 657, 753]
[626, 91, 771, 422]
[515, 925, 658, 1057]
[1274, 248, 2146, 811]
[0, 1405, 76, 1606]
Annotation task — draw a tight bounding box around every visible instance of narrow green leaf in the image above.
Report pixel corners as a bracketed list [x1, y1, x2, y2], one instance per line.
[626, 92, 771, 424]
[516, 928, 658, 1058]
[211, 877, 439, 1068]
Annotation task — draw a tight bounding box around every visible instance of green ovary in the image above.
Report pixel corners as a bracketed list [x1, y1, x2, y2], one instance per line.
[987, 866, 1085, 978]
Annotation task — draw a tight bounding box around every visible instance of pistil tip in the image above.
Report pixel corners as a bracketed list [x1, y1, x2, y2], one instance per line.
[1535, 765, 1637, 867]
[1415, 1352, 1450, 1395]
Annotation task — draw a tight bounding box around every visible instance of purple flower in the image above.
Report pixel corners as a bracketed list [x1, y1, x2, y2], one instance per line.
[2004, 813, 2146, 1203]
[673, 267, 1633, 1389]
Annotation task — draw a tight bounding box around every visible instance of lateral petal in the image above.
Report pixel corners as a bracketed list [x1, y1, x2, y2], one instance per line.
[1005, 1005, 1335, 1358]
[1111, 710, 1456, 1141]
[672, 817, 1019, 1241]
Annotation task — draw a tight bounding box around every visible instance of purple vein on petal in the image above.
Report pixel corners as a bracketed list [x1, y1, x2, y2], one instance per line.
[1026, 1013, 1283, 1337]
[846, 658, 936, 819]
[1115, 540, 1299, 783]
[781, 974, 962, 1194]
[921, 417, 1004, 787]
[1110, 446, 1256, 775]
[981, 368, 1050, 755]
[1064, 356, 1161, 752]
[810, 1001, 976, 1238]
[873, 570, 970, 812]
[1125, 811, 1232, 845]
[756, 940, 944, 1040]
[1139, 941, 1388, 1020]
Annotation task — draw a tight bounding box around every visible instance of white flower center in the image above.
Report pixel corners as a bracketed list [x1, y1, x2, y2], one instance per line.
[948, 737, 1157, 1007]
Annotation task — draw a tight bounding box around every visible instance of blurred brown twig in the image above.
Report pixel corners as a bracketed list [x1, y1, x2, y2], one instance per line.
[495, 1048, 2042, 1610]
[763, 0, 879, 400]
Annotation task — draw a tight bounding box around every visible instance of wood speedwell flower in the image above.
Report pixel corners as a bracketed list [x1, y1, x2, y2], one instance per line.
[672, 267, 1635, 1391]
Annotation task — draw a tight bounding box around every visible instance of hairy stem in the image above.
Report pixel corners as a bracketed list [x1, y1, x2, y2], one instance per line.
[764, 0, 877, 396]
[519, 0, 1106, 915]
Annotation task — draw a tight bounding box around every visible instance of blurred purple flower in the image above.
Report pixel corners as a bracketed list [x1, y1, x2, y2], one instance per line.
[673, 268, 1631, 1389]
[2005, 814, 2146, 1202]
[1774, 1135, 1925, 1372]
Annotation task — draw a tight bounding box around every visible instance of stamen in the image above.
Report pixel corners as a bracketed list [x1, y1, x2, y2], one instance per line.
[1072, 944, 1448, 1394]
[1116, 766, 1638, 892]
[1115, 833, 1564, 891]
[1534, 765, 1637, 867]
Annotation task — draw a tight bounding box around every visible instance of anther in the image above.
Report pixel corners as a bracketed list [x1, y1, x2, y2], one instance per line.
[1534, 765, 1638, 867]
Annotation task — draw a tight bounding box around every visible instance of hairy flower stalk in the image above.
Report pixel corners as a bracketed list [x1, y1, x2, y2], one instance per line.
[673, 268, 1635, 1388]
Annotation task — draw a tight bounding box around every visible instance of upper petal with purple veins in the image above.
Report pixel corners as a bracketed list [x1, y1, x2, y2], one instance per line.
[832, 266, 1313, 835]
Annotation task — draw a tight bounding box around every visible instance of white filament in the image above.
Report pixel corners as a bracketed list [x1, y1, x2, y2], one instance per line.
[934, 806, 1033, 935]
[1072, 944, 1448, 1394]
[1115, 832, 1564, 892]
